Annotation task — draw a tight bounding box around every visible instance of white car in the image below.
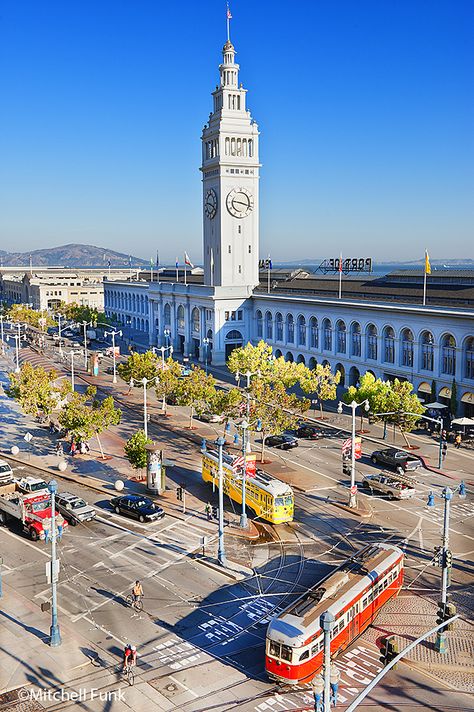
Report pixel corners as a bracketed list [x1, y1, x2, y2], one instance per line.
[15, 476, 49, 496]
[0, 460, 14, 484]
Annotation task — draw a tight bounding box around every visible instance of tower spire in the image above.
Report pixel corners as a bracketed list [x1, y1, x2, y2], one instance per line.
[226, 2, 232, 43]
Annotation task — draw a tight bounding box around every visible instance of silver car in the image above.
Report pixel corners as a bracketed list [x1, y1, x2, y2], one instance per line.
[56, 492, 96, 525]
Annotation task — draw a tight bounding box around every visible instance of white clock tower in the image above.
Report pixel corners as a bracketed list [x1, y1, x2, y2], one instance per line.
[201, 38, 260, 289]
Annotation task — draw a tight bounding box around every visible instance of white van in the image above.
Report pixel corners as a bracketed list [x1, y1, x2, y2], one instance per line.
[361, 472, 417, 500]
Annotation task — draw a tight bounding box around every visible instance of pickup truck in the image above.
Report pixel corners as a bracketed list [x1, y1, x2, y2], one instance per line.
[370, 448, 422, 474]
[15, 477, 49, 496]
[362, 472, 417, 500]
[0, 482, 67, 541]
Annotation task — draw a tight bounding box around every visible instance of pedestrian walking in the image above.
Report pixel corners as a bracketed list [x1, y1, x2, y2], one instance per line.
[455, 433, 462, 449]
[205, 502, 212, 521]
[70, 440, 77, 456]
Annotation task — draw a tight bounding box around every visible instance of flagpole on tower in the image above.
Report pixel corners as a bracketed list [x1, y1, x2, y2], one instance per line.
[423, 249, 431, 306]
[226, 3, 232, 42]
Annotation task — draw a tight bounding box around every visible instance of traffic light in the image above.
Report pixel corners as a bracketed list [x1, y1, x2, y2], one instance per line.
[212, 505, 218, 519]
[379, 636, 398, 667]
[432, 546, 442, 566]
[177, 487, 183, 501]
[444, 549, 453, 568]
[436, 602, 446, 626]
[444, 603, 456, 631]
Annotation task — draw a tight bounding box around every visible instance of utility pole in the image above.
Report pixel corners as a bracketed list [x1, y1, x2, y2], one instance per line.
[240, 421, 249, 529]
[48, 480, 61, 646]
[216, 436, 227, 567]
[321, 611, 335, 712]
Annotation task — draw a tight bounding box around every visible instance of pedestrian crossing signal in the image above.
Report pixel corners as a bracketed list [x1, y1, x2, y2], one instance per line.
[379, 636, 398, 667]
[212, 505, 218, 519]
[177, 487, 183, 501]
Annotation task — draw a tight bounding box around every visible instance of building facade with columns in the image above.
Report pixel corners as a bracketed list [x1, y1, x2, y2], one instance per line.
[104, 32, 474, 415]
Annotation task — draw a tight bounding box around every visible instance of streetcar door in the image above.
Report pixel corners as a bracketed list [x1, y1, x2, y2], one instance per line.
[348, 603, 359, 639]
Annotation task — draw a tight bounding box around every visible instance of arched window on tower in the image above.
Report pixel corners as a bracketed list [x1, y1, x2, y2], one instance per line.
[225, 137, 230, 155]
[248, 139, 253, 157]
[243, 139, 247, 157]
[231, 138, 236, 155]
[237, 138, 241, 156]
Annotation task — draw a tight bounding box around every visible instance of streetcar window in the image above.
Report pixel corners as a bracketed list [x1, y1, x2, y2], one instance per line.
[311, 642, 321, 656]
[285, 496, 293, 506]
[275, 497, 284, 507]
[269, 641, 280, 657]
[299, 650, 309, 661]
[362, 597, 368, 608]
[280, 645, 292, 662]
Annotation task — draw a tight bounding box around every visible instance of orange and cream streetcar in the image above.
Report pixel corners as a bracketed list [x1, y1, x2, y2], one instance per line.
[265, 543, 404, 684]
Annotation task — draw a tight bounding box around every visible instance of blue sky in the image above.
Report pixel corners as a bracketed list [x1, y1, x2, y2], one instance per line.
[0, 0, 472, 263]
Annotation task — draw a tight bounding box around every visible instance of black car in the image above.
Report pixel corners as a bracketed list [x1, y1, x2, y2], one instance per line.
[370, 448, 422, 473]
[296, 425, 324, 440]
[266, 435, 298, 450]
[109, 495, 165, 523]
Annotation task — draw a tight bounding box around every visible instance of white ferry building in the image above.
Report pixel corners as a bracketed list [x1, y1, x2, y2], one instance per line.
[104, 33, 474, 417]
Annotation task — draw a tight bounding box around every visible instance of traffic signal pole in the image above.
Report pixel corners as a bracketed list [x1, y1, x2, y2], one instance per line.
[436, 487, 452, 653]
[346, 615, 459, 712]
[216, 437, 227, 567]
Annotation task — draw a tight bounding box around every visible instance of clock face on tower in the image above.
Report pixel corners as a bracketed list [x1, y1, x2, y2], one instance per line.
[204, 188, 218, 219]
[226, 187, 254, 218]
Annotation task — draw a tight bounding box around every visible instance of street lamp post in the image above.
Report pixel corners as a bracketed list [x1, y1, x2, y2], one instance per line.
[202, 337, 210, 375]
[427, 482, 466, 653]
[56, 313, 64, 357]
[131, 376, 159, 438]
[81, 320, 94, 369]
[216, 436, 227, 567]
[320, 610, 335, 712]
[66, 349, 83, 391]
[337, 399, 370, 508]
[47, 479, 61, 647]
[104, 329, 122, 384]
[152, 345, 173, 411]
[6, 334, 22, 373]
[0, 314, 5, 355]
[240, 420, 249, 529]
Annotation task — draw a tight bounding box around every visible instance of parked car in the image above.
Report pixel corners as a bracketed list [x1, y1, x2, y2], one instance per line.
[56, 492, 96, 525]
[296, 425, 324, 440]
[361, 472, 417, 500]
[370, 448, 422, 474]
[15, 477, 49, 496]
[109, 495, 165, 523]
[63, 330, 74, 338]
[266, 435, 299, 450]
[0, 460, 14, 484]
[198, 412, 224, 423]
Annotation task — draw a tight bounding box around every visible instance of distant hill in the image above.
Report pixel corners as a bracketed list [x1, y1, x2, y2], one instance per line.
[0, 244, 148, 268]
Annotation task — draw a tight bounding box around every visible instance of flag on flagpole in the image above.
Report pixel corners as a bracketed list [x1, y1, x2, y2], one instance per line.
[184, 252, 194, 268]
[227, 7, 232, 19]
[338, 252, 343, 298]
[425, 250, 431, 275]
[175, 258, 179, 269]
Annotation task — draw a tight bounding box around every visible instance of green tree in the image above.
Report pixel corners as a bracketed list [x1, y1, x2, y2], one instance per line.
[210, 387, 243, 434]
[175, 367, 217, 427]
[6, 304, 55, 329]
[344, 372, 424, 445]
[154, 357, 182, 413]
[124, 429, 152, 478]
[117, 350, 160, 391]
[8, 362, 71, 418]
[251, 380, 309, 462]
[227, 340, 275, 383]
[450, 379, 457, 416]
[57, 303, 112, 327]
[299, 362, 341, 418]
[58, 386, 121, 457]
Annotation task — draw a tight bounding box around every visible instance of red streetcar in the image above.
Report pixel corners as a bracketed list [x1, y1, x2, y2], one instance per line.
[265, 543, 404, 684]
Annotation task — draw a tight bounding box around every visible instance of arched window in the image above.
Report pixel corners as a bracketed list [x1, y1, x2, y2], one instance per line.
[231, 137, 236, 155]
[367, 324, 378, 360]
[177, 305, 185, 331]
[401, 328, 414, 368]
[276, 313, 283, 341]
[465, 337, 474, 379]
[310, 317, 318, 349]
[256, 310, 263, 338]
[243, 139, 247, 157]
[297, 315, 306, 346]
[351, 322, 361, 357]
[336, 320, 346, 354]
[322, 318, 332, 351]
[191, 307, 200, 334]
[297, 354, 306, 364]
[421, 331, 434, 371]
[286, 314, 294, 343]
[308, 357, 317, 370]
[164, 303, 171, 326]
[383, 326, 395, 363]
[274, 349, 282, 358]
[225, 137, 230, 155]
[265, 311, 273, 340]
[248, 139, 253, 157]
[441, 334, 456, 375]
[285, 351, 294, 363]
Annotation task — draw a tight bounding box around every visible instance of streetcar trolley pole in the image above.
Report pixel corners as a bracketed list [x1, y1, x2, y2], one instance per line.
[427, 481, 466, 653]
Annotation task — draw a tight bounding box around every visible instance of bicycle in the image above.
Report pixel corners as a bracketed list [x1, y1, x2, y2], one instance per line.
[125, 594, 143, 612]
[123, 661, 135, 686]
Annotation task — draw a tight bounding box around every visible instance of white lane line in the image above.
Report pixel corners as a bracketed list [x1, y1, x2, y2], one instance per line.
[0, 527, 50, 556]
[169, 674, 199, 699]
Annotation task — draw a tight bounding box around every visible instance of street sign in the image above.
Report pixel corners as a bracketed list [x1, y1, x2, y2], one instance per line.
[350, 485, 357, 495]
[24, 432, 33, 443]
[46, 559, 60, 584]
[342, 438, 352, 455]
[342, 437, 362, 459]
[354, 436, 362, 460]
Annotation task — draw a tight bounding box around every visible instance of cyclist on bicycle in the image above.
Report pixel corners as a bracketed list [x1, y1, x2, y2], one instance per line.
[123, 644, 137, 671]
[132, 580, 143, 604]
